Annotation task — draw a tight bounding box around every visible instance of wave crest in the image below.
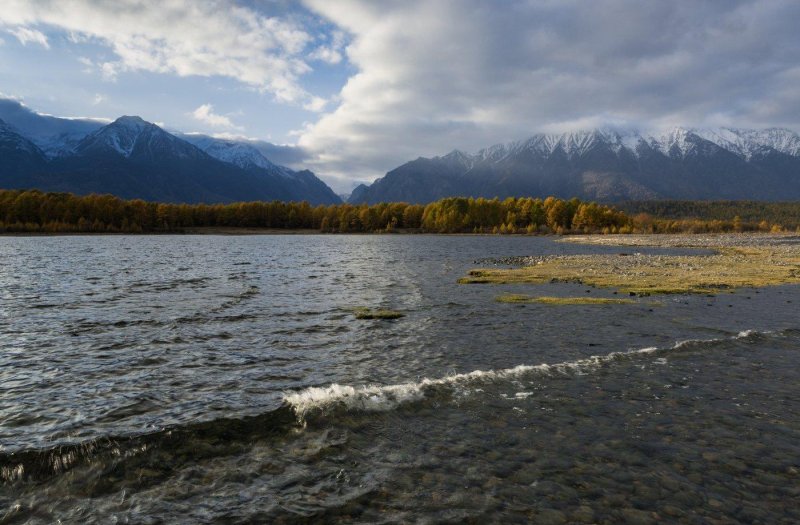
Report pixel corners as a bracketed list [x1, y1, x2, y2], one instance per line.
[284, 329, 769, 420]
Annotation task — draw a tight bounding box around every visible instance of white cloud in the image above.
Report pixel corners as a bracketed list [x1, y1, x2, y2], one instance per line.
[77, 56, 93, 69]
[308, 30, 346, 64]
[0, 0, 322, 107]
[297, 0, 800, 183]
[191, 104, 240, 129]
[8, 26, 49, 48]
[308, 46, 341, 65]
[76, 57, 120, 81]
[302, 96, 328, 112]
[92, 93, 105, 105]
[100, 62, 121, 82]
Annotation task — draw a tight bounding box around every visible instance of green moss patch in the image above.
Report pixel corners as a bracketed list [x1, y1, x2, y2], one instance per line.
[495, 294, 636, 305]
[353, 307, 405, 320]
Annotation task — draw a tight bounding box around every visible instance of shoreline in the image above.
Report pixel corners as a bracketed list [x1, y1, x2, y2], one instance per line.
[4, 229, 799, 238]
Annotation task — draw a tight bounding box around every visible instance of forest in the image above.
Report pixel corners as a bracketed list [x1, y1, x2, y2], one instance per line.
[0, 189, 795, 234]
[620, 200, 800, 230]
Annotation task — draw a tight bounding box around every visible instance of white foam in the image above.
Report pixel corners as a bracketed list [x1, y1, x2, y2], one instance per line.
[285, 345, 661, 419]
[284, 331, 765, 420]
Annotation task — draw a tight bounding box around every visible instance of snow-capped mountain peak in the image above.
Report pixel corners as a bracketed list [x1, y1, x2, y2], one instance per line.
[462, 126, 800, 164]
[693, 127, 800, 160]
[649, 127, 695, 157]
[79, 116, 154, 157]
[75, 116, 207, 161]
[439, 149, 475, 168]
[181, 134, 281, 172]
[179, 134, 305, 180]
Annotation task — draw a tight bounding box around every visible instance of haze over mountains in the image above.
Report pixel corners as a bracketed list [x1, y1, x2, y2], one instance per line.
[350, 128, 800, 204]
[0, 99, 340, 205]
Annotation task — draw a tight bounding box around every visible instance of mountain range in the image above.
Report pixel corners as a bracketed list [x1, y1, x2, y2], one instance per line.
[349, 127, 800, 204]
[4, 97, 800, 206]
[0, 99, 340, 205]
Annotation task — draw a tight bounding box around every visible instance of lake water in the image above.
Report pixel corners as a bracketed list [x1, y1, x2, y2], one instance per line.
[1, 235, 799, 523]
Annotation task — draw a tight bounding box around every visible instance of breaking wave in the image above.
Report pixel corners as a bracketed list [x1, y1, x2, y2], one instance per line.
[2, 329, 777, 485]
[284, 329, 768, 420]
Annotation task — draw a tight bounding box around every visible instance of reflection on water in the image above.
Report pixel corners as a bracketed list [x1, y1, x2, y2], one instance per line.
[1, 235, 799, 523]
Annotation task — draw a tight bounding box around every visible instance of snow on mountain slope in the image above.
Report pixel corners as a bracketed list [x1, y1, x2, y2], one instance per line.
[180, 134, 292, 175]
[82, 116, 149, 157]
[76, 116, 205, 161]
[0, 98, 105, 157]
[694, 128, 800, 159]
[451, 126, 800, 165]
[181, 134, 307, 180]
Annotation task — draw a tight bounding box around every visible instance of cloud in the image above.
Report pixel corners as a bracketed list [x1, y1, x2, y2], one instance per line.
[297, 0, 800, 183]
[92, 93, 105, 105]
[8, 26, 49, 48]
[191, 104, 239, 129]
[0, 0, 323, 107]
[76, 57, 123, 82]
[302, 96, 328, 112]
[308, 30, 346, 64]
[308, 46, 341, 65]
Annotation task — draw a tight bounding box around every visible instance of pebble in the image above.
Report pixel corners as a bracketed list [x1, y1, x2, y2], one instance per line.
[570, 505, 595, 523]
[534, 508, 567, 525]
[661, 504, 683, 517]
[620, 507, 656, 524]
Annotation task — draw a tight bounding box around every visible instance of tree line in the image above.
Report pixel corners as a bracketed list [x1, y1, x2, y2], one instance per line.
[620, 200, 800, 231]
[0, 189, 794, 234]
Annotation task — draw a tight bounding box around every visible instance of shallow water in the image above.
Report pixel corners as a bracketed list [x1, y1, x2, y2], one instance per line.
[1, 235, 798, 523]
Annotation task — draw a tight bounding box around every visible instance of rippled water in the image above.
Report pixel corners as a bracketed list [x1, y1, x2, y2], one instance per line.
[1, 235, 799, 523]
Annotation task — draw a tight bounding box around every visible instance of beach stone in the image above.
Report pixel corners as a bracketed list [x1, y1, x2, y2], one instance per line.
[673, 490, 703, 506]
[483, 476, 502, 490]
[509, 467, 539, 486]
[530, 480, 564, 497]
[661, 504, 683, 517]
[494, 460, 517, 478]
[620, 507, 656, 524]
[657, 475, 681, 492]
[534, 508, 567, 525]
[604, 494, 628, 508]
[738, 506, 769, 522]
[633, 482, 659, 500]
[570, 505, 595, 522]
[723, 458, 748, 473]
[687, 472, 703, 484]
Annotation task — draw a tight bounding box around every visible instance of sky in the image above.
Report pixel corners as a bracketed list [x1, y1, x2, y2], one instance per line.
[1, 0, 799, 193]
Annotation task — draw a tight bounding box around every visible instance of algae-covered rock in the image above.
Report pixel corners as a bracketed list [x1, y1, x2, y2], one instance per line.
[352, 307, 404, 320]
[495, 294, 637, 305]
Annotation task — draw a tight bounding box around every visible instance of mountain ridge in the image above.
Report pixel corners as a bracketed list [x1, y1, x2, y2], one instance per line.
[0, 100, 341, 205]
[350, 127, 800, 204]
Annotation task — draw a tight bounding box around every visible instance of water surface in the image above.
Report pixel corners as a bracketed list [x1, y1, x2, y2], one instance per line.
[1, 235, 798, 523]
